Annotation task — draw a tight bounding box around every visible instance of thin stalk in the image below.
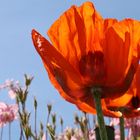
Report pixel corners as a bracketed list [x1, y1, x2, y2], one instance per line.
[34, 107, 37, 139]
[60, 117, 63, 133]
[34, 97, 37, 139]
[46, 112, 51, 140]
[9, 123, 11, 140]
[46, 112, 50, 125]
[91, 87, 108, 140]
[19, 121, 26, 140]
[119, 116, 125, 140]
[61, 124, 63, 133]
[132, 118, 137, 140]
[83, 113, 89, 139]
[93, 115, 96, 127]
[17, 98, 24, 140]
[19, 124, 23, 140]
[0, 127, 3, 140]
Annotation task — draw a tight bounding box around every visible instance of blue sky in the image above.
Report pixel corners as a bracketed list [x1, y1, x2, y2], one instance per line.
[0, 0, 140, 139]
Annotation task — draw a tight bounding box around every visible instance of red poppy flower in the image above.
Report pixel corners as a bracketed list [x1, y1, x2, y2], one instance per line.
[32, 2, 140, 117]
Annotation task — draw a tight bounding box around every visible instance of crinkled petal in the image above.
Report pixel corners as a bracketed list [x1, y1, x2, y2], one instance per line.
[32, 29, 88, 99]
[48, 2, 103, 67]
[103, 27, 131, 85]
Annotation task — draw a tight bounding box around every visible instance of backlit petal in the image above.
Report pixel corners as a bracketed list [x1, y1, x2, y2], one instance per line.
[32, 29, 87, 99]
[48, 2, 103, 67]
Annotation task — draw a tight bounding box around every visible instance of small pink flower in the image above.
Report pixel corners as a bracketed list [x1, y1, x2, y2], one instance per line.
[89, 129, 95, 140]
[110, 118, 120, 126]
[124, 117, 140, 138]
[114, 129, 120, 140]
[42, 133, 46, 140]
[0, 102, 18, 127]
[0, 79, 20, 99]
[8, 90, 16, 99]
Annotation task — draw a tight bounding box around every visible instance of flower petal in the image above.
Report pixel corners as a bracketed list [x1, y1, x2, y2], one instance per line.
[103, 27, 131, 85]
[135, 65, 140, 99]
[32, 29, 87, 99]
[77, 98, 122, 117]
[106, 93, 133, 108]
[48, 2, 103, 67]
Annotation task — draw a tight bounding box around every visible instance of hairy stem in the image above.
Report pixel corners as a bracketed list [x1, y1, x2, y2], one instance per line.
[92, 87, 108, 140]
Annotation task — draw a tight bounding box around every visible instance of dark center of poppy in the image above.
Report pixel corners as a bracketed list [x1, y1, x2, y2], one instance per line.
[79, 51, 106, 85]
[131, 96, 140, 109]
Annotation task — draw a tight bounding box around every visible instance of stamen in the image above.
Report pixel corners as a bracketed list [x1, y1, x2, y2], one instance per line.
[79, 51, 106, 85]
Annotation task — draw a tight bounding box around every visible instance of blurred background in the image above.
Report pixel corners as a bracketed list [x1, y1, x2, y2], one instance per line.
[0, 0, 140, 139]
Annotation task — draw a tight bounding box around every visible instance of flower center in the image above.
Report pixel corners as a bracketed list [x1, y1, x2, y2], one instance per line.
[79, 51, 106, 85]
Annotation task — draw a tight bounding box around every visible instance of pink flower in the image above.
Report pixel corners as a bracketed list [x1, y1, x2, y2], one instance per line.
[88, 129, 95, 140]
[8, 90, 16, 99]
[0, 102, 18, 127]
[42, 133, 46, 140]
[110, 117, 140, 139]
[125, 117, 140, 138]
[110, 118, 120, 126]
[0, 79, 20, 99]
[114, 129, 120, 140]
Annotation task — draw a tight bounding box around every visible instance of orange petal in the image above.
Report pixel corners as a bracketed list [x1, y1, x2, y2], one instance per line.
[103, 27, 131, 86]
[103, 18, 118, 30]
[48, 1, 103, 66]
[103, 19, 140, 86]
[43, 62, 77, 104]
[77, 1, 103, 53]
[135, 65, 140, 99]
[113, 19, 140, 58]
[77, 98, 122, 117]
[32, 29, 88, 99]
[106, 92, 133, 108]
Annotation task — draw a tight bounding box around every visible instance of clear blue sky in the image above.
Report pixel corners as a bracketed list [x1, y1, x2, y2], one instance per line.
[0, 0, 140, 139]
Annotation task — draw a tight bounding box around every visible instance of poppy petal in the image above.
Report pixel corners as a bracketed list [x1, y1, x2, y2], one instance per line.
[48, 1, 103, 67]
[103, 27, 131, 85]
[32, 29, 86, 99]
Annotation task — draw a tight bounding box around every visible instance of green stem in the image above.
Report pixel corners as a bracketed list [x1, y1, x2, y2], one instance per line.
[19, 123, 24, 140]
[0, 127, 3, 140]
[46, 112, 50, 140]
[34, 107, 37, 139]
[120, 116, 125, 140]
[83, 113, 89, 140]
[92, 88, 108, 140]
[9, 123, 11, 140]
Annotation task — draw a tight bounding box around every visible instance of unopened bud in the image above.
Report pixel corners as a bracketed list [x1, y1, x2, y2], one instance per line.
[24, 74, 33, 87]
[34, 97, 37, 110]
[47, 104, 52, 114]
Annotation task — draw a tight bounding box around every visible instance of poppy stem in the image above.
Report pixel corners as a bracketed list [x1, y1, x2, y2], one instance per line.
[119, 116, 125, 140]
[92, 87, 108, 140]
